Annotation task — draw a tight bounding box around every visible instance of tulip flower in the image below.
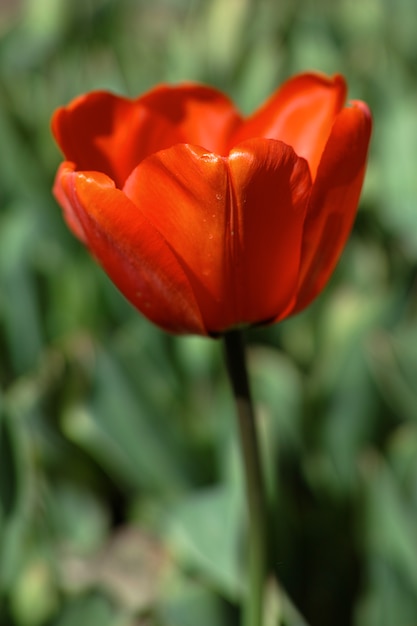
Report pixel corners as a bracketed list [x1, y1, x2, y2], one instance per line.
[52, 72, 372, 336]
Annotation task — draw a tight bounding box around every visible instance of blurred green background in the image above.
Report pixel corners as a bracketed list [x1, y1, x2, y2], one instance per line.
[1, 0, 417, 625]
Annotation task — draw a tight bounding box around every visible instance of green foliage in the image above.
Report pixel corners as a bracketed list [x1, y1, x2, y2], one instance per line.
[1, 0, 417, 624]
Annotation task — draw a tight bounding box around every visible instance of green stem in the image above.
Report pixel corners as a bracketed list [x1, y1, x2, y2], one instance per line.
[223, 330, 267, 626]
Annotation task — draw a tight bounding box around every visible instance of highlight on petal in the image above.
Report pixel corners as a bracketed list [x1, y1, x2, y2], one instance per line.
[55, 166, 206, 334]
[123, 144, 234, 332]
[233, 73, 347, 179]
[52, 85, 242, 189]
[290, 100, 372, 315]
[124, 140, 311, 333]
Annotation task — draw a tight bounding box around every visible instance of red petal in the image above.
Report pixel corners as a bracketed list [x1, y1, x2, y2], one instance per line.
[51, 86, 241, 189]
[124, 140, 311, 333]
[290, 100, 372, 315]
[138, 84, 242, 154]
[227, 140, 311, 326]
[55, 164, 206, 334]
[232, 73, 347, 179]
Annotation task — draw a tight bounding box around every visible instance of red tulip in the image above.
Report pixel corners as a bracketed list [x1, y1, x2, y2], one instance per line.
[52, 73, 372, 336]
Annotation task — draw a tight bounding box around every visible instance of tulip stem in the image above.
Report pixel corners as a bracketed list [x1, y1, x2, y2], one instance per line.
[223, 329, 267, 626]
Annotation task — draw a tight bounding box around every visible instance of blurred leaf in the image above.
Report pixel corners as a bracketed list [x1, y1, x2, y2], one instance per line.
[51, 592, 117, 626]
[250, 346, 303, 451]
[63, 346, 189, 493]
[0, 404, 30, 595]
[11, 556, 59, 626]
[0, 404, 19, 518]
[302, 288, 387, 494]
[388, 423, 417, 514]
[157, 578, 227, 626]
[367, 323, 417, 422]
[314, 348, 376, 494]
[249, 345, 303, 504]
[165, 484, 243, 599]
[0, 106, 43, 198]
[290, 16, 342, 75]
[355, 558, 417, 626]
[0, 206, 43, 374]
[317, 286, 389, 391]
[202, 0, 250, 77]
[359, 451, 417, 595]
[355, 449, 417, 624]
[377, 96, 417, 258]
[46, 482, 109, 554]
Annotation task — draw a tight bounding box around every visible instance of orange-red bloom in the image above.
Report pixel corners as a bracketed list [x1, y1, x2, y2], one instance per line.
[52, 73, 372, 336]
